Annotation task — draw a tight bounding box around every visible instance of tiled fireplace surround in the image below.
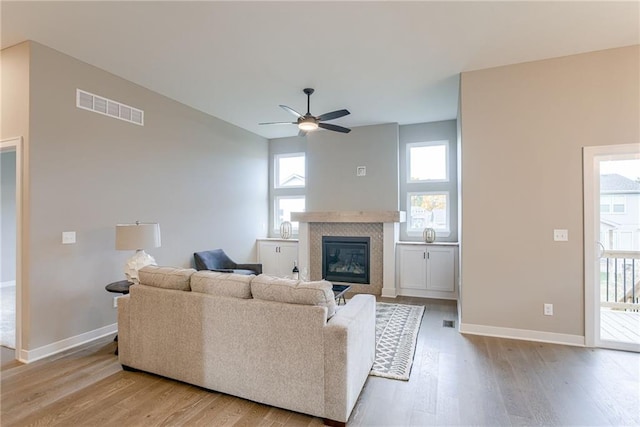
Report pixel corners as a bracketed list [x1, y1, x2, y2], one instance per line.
[291, 211, 404, 297]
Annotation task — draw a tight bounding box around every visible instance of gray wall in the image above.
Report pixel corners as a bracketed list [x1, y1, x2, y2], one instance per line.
[306, 123, 399, 212]
[1, 151, 17, 282]
[4, 41, 268, 350]
[459, 45, 639, 337]
[399, 120, 458, 242]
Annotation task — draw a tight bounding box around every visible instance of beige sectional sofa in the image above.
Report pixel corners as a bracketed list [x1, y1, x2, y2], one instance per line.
[117, 266, 376, 425]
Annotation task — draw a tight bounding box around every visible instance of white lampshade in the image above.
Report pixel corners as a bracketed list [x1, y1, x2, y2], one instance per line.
[115, 222, 161, 283]
[116, 222, 161, 250]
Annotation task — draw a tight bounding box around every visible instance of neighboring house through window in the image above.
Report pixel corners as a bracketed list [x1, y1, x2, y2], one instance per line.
[272, 152, 305, 234]
[599, 173, 640, 250]
[405, 141, 451, 237]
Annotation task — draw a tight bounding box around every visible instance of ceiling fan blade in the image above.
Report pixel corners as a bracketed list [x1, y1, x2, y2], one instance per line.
[317, 109, 350, 121]
[279, 105, 303, 118]
[258, 121, 297, 125]
[318, 123, 351, 133]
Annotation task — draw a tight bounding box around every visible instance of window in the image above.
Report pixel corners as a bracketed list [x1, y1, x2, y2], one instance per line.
[407, 192, 449, 233]
[272, 152, 306, 234]
[275, 196, 305, 231]
[275, 153, 305, 188]
[407, 141, 448, 182]
[600, 195, 626, 214]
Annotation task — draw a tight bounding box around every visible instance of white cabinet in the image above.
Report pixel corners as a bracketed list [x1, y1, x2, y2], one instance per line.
[257, 240, 298, 278]
[397, 244, 457, 299]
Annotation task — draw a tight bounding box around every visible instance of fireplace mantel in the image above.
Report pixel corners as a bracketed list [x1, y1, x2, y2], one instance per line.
[291, 211, 405, 224]
[295, 210, 403, 298]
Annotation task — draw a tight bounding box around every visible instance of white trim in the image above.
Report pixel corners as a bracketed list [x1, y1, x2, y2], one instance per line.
[381, 222, 398, 298]
[18, 323, 118, 364]
[274, 152, 305, 189]
[459, 322, 585, 347]
[1, 137, 24, 363]
[406, 140, 449, 183]
[583, 143, 640, 349]
[406, 191, 451, 236]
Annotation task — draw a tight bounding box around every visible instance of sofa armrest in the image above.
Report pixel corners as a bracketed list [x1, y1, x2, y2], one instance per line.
[323, 294, 376, 423]
[117, 294, 132, 366]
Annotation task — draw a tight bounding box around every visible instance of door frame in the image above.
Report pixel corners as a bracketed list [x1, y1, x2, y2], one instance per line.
[583, 143, 640, 350]
[1, 137, 24, 360]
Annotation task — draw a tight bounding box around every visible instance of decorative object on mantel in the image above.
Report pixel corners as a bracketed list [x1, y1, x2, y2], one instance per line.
[423, 227, 436, 243]
[370, 302, 425, 381]
[115, 221, 161, 284]
[279, 220, 293, 239]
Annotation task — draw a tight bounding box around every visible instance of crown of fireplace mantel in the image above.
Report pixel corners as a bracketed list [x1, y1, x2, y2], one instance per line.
[291, 211, 406, 224]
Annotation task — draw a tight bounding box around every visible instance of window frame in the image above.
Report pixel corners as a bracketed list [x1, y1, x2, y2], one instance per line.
[406, 141, 449, 184]
[273, 195, 305, 233]
[406, 191, 451, 237]
[274, 152, 306, 189]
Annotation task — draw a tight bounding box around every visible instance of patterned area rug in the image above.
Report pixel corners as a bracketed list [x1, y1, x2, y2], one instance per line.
[370, 302, 425, 381]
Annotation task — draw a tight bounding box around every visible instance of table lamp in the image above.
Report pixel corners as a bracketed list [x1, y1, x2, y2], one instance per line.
[115, 221, 161, 283]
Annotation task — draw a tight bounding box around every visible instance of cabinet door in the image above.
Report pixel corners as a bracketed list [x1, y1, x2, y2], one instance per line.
[426, 247, 455, 292]
[257, 241, 280, 276]
[399, 245, 427, 290]
[278, 242, 298, 278]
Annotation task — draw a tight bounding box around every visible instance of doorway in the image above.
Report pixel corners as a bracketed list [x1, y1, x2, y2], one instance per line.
[0, 137, 23, 362]
[584, 143, 640, 352]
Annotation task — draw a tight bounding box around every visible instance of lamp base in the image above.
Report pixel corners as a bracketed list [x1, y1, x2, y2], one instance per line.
[124, 250, 157, 284]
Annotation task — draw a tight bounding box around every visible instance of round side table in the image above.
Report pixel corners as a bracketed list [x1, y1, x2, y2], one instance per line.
[105, 280, 133, 355]
[105, 280, 133, 295]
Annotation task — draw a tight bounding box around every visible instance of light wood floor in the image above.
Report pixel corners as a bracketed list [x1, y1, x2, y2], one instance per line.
[600, 309, 640, 344]
[2, 297, 639, 426]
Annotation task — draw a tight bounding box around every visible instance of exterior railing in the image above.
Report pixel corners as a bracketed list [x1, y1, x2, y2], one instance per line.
[600, 250, 640, 311]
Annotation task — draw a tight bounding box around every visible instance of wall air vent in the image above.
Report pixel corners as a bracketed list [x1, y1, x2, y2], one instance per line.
[76, 89, 144, 126]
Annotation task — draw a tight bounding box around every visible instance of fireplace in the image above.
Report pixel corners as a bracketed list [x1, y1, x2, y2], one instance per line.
[322, 236, 370, 284]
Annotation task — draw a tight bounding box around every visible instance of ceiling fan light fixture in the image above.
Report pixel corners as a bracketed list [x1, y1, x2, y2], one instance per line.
[298, 119, 318, 132]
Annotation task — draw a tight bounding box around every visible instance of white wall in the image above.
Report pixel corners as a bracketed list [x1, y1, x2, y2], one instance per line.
[459, 45, 640, 338]
[306, 123, 399, 212]
[3, 41, 269, 351]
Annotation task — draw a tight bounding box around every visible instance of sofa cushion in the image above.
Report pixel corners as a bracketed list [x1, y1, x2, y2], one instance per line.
[138, 265, 195, 291]
[190, 271, 253, 299]
[251, 275, 337, 318]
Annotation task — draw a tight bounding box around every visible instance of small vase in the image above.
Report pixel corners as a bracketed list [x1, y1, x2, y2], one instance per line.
[423, 227, 436, 243]
[279, 221, 292, 239]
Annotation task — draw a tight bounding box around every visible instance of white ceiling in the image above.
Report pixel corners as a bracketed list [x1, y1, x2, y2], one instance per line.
[2, 1, 638, 139]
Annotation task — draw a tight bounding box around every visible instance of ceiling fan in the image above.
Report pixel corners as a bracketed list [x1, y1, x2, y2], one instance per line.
[259, 88, 351, 136]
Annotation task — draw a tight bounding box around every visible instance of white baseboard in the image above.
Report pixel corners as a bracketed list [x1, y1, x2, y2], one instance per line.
[1, 280, 16, 288]
[18, 323, 117, 364]
[459, 322, 585, 347]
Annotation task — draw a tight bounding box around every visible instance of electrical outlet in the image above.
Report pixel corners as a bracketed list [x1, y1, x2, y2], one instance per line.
[62, 231, 76, 244]
[553, 229, 568, 241]
[544, 303, 553, 316]
[113, 296, 119, 308]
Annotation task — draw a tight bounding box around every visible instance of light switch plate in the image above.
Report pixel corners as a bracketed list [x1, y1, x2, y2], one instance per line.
[553, 229, 568, 241]
[62, 231, 76, 244]
[356, 166, 366, 177]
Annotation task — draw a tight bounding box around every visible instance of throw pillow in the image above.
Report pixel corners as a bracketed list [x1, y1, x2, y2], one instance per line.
[191, 271, 253, 299]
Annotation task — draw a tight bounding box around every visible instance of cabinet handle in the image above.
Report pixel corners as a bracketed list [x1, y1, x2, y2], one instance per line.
[423, 252, 426, 259]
